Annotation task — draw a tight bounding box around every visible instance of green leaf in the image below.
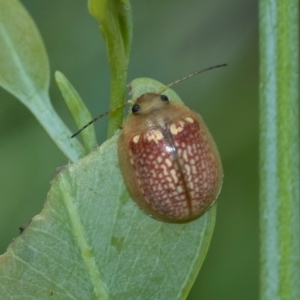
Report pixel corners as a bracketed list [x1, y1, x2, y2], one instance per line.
[0, 131, 216, 299]
[55, 71, 98, 154]
[0, 78, 216, 299]
[0, 0, 85, 162]
[88, 0, 133, 138]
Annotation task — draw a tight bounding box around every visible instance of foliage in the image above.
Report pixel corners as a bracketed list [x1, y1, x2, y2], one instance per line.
[0, 0, 218, 298]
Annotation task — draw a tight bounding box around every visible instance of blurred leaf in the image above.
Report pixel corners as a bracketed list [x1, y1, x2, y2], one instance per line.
[0, 0, 85, 162]
[0, 0, 48, 100]
[0, 78, 216, 299]
[55, 71, 98, 154]
[88, 0, 133, 137]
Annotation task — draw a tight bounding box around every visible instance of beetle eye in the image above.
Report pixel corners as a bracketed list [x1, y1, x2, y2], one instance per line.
[132, 104, 140, 114]
[160, 95, 169, 102]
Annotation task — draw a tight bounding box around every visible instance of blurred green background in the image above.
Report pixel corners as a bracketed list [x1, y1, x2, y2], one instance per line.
[0, 0, 258, 299]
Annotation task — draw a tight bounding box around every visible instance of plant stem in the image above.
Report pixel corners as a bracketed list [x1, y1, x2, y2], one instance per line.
[88, 0, 132, 138]
[259, 0, 300, 299]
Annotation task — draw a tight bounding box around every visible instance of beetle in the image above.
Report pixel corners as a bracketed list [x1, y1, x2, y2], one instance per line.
[72, 64, 226, 222]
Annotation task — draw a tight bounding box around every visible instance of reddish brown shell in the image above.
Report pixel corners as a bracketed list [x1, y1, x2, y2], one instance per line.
[118, 93, 223, 222]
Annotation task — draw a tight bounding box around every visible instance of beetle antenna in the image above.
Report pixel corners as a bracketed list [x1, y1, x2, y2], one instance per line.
[71, 103, 126, 138]
[72, 64, 227, 138]
[159, 63, 228, 94]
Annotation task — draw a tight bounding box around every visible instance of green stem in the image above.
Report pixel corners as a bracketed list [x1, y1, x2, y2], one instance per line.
[259, 0, 300, 299]
[88, 0, 132, 138]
